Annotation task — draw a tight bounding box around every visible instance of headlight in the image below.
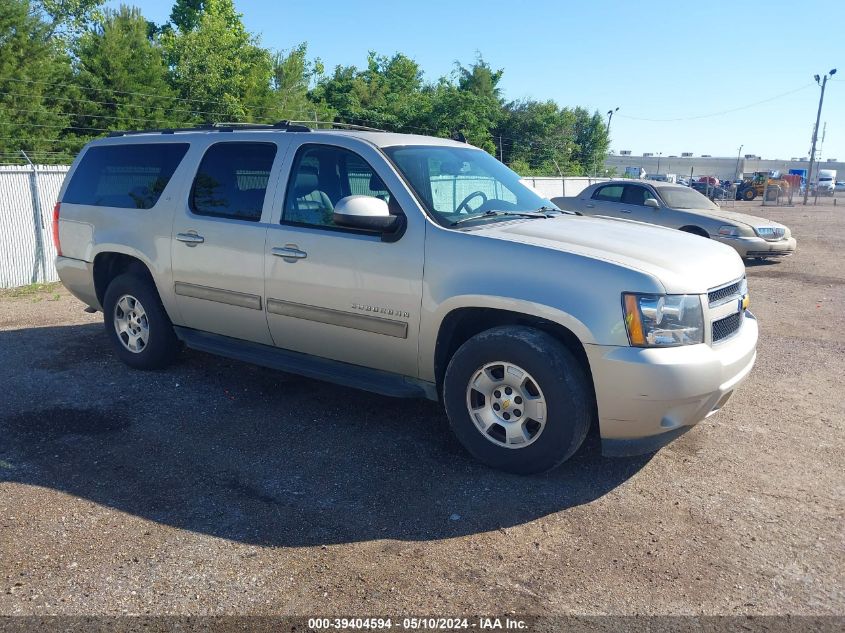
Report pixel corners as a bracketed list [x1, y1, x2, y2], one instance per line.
[622, 293, 704, 347]
[718, 225, 740, 237]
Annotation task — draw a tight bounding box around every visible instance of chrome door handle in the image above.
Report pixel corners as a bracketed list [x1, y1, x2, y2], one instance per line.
[586, 203, 595, 208]
[620, 209, 631, 214]
[176, 232, 204, 246]
[272, 246, 307, 261]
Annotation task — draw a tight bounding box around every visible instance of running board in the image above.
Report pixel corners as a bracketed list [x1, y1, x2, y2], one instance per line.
[174, 327, 436, 400]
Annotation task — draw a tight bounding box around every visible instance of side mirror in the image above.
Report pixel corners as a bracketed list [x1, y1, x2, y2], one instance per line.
[644, 198, 660, 209]
[333, 195, 400, 232]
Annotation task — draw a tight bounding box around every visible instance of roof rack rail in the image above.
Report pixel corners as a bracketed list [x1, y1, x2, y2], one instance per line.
[289, 120, 386, 132]
[107, 120, 311, 137]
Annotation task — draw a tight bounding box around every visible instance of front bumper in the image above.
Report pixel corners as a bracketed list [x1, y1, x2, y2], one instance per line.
[55, 256, 100, 310]
[713, 235, 796, 259]
[585, 311, 758, 456]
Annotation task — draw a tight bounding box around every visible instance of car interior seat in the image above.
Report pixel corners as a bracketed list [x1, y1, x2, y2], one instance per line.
[288, 165, 334, 225]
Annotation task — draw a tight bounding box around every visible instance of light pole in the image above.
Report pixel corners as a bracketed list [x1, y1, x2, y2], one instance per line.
[804, 69, 836, 205]
[606, 107, 619, 136]
[734, 145, 743, 181]
[656, 152, 662, 175]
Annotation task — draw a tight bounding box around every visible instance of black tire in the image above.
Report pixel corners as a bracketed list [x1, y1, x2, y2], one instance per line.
[743, 188, 756, 201]
[443, 326, 592, 474]
[102, 272, 180, 370]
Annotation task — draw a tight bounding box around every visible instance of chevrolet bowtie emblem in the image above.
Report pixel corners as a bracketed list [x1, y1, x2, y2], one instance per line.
[502, 399, 510, 410]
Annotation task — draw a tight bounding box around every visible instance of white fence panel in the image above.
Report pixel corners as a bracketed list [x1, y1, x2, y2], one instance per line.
[520, 176, 611, 200]
[0, 165, 69, 289]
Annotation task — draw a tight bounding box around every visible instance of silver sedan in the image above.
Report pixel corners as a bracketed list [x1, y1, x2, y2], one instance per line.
[553, 180, 796, 260]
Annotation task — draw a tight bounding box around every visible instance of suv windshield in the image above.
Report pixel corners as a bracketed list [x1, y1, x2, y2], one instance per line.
[383, 145, 555, 226]
[657, 186, 718, 210]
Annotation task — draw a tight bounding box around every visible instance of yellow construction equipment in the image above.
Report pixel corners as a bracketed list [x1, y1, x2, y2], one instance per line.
[736, 171, 791, 201]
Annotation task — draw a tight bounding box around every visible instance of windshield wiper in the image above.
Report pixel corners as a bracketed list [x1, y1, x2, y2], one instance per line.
[537, 204, 580, 216]
[450, 210, 552, 226]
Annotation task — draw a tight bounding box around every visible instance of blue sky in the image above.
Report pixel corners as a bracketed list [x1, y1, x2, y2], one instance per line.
[112, 0, 843, 160]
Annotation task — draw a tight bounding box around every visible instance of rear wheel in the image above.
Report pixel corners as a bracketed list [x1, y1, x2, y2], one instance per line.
[742, 188, 756, 201]
[103, 273, 180, 369]
[443, 326, 592, 474]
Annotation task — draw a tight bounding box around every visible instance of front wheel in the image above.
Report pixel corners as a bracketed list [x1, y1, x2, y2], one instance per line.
[103, 272, 180, 370]
[443, 326, 593, 474]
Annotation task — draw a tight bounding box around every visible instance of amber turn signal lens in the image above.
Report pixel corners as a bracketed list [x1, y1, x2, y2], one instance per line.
[623, 294, 646, 346]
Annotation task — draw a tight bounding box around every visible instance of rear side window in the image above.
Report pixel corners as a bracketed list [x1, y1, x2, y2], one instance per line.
[190, 142, 277, 222]
[592, 185, 624, 202]
[63, 144, 189, 209]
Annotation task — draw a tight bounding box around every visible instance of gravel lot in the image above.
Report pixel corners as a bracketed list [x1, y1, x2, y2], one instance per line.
[0, 200, 843, 619]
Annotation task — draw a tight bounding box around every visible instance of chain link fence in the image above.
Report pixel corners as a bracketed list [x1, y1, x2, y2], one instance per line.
[0, 164, 68, 288]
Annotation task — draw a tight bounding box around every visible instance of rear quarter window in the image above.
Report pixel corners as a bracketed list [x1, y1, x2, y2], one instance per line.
[63, 143, 189, 209]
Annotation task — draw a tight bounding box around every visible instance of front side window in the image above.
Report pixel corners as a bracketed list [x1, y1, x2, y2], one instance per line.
[190, 142, 277, 221]
[283, 144, 395, 228]
[622, 185, 657, 206]
[592, 185, 624, 203]
[63, 143, 189, 209]
[383, 145, 552, 226]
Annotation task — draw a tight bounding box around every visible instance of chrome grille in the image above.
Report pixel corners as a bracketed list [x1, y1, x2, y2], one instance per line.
[756, 227, 786, 241]
[713, 312, 742, 342]
[708, 280, 742, 306]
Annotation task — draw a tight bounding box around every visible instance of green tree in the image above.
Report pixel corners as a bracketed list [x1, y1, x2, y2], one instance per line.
[0, 0, 74, 158]
[312, 52, 428, 129]
[72, 6, 180, 136]
[164, 0, 274, 122]
[270, 43, 332, 122]
[418, 82, 497, 152]
[498, 100, 577, 175]
[33, 0, 105, 40]
[570, 107, 610, 176]
[168, 0, 206, 33]
[456, 55, 503, 101]
[313, 52, 501, 150]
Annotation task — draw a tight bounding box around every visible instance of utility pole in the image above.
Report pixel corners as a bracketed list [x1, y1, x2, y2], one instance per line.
[814, 122, 827, 203]
[804, 69, 836, 205]
[656, 152, 662, 175]
[734, 145, 743, 181]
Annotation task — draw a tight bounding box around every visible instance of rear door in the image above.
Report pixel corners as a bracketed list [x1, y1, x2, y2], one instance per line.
[586, 184, 626, 217]
[170, 140, 285, 344]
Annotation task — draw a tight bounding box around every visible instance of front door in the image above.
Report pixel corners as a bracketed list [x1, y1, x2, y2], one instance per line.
[171, 141, 282, 345]
[620, 184, 662, 223]
[264, 141, 424, 377]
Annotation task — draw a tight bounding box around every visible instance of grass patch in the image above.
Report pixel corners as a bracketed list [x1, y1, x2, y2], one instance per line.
[0, 281, 62, 299]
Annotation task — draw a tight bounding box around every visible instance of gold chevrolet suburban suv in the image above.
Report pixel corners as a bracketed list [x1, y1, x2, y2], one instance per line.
[53, 122, 758, 473]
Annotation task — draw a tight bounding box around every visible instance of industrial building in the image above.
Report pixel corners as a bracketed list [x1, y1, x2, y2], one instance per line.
[604, 152, 844, 182]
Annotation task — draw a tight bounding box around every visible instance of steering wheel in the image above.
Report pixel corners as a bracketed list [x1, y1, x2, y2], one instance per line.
[456, 190, 488, 214]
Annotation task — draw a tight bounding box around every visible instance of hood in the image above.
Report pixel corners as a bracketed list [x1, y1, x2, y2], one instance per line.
[477, 215, 745, 294]
[695, 207, 788, 231]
